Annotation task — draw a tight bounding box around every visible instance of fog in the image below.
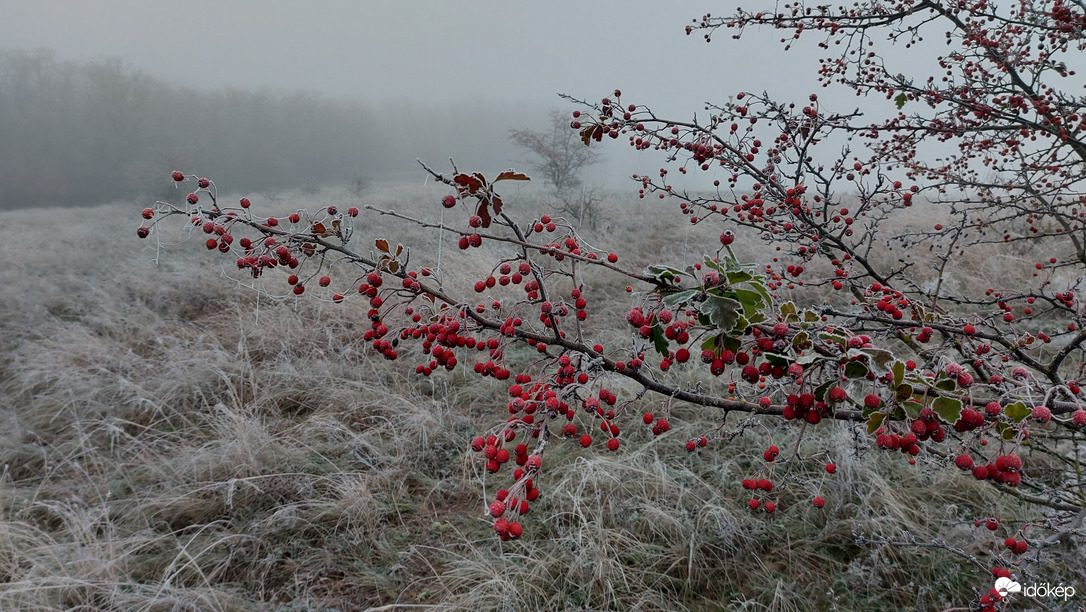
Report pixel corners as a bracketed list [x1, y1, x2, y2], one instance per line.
[0, 1, 892, 209]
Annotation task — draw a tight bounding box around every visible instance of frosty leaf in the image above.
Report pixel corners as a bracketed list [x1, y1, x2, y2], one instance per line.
[476, 201, 492, 228]
[646, 264, 687, 283]
[1004, 402, 1030, 423]
[662, 289, 698, 309]
[494, 170, 530, 182]
[867, 412, 886, 434]
[651, 325, 669, 358]
[932, 397, 962, 424]
[700, 295, 742, 332]
[580, 124, 603, 146]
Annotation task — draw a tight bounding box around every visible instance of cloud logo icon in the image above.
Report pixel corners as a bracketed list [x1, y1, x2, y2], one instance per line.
[995, 577, 1022, 597]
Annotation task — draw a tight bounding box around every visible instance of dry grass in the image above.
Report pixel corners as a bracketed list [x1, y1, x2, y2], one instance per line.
[0, 187, 1080, 611]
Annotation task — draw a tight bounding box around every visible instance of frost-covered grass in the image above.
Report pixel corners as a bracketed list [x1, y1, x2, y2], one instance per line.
[0, 186, 1075, 611]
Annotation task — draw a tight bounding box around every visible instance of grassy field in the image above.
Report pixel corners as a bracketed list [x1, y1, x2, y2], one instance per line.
[0, 184, 1080, 611]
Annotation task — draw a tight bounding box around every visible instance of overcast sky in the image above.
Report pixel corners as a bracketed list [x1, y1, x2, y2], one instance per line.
[4, 1, 909, 190]
[0, 1, 826, 111]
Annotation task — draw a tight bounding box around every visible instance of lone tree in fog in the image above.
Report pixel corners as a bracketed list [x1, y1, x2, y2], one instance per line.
[509, 109, 603, 227]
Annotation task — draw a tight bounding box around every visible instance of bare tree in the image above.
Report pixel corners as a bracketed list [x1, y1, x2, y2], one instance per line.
[509, 109, 603, 227]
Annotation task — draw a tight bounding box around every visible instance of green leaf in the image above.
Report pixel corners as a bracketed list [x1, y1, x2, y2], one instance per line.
[780, 301, 797, 318]
[995, 422, 1019, 441]
[722, 246, 744, 273]
[792, 330, 812, 351]
[902, 400, 924, 419]
[895, 383, 913, 402]
[813, 380, 835, 402]
[701, 336, 718, 353]
[895, 92, 908, 109]
[932, 396, 962, 424]
[892, 361, 905, 387]
[844, 361, 868, 379]
[803, 310, 820, 323]
[700, 295, 742, 332]
[723, 336, 741, 353]
[820, 332, 847, 347]
[732, 288, 766, 316]
[662, 289, 698, 309]
[936, 379, 957, 392]
[650, 324, 669, 358]
[726, 271, 755, 284]
[1004, 402, 1030, 423]
[764, 353, 792, 367]
[860, 347, 895, 373]
[867, 412, 886, 435]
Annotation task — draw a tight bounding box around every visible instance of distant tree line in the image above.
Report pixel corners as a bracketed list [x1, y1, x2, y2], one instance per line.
[0, 49, 526, 210]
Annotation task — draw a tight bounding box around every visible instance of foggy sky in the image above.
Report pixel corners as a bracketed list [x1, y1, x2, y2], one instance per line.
[0, 1, 909, 191]
[0, 1, 819, 112]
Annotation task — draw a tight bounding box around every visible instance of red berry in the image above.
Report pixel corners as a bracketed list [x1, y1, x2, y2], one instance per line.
[607, 438, 620, 451]
[442, 195, 456, 208]
[864, 394, 880, 409]
[137, 226, 150, 239]
[607, 253, 618, 263]
[825, 463, 836, 474]
[240, 197, 251, 208]
[171, 171, 185, 182]
[720, 231, 735, 245]
[1072, 409, 1086, 426]
[526, 455, 542, 471]
[319, 275, 331, 287]
[186, 193, 199, 205]
[812, 496, 825, 508]
[579, 434, 592, 447]
[954, 454, 974, 470]
[507, 521, 523, 539]
[1032, 405, 1052, 423]
[489, 500, 506, 517]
